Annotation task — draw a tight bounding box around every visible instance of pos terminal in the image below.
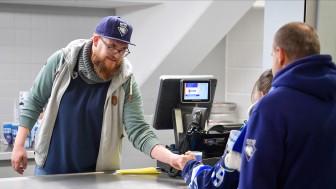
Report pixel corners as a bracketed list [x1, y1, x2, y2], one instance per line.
[153, 76, 241, 164]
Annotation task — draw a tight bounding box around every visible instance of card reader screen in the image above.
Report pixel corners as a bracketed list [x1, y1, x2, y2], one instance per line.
[181, 80, 210, 103]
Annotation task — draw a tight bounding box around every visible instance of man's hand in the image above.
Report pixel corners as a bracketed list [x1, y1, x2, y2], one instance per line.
[11, 145, 27, 174]
[11, 126, 30, 174]
[168, 153, 184, 170]
[151, 145, 189, 170]
[177, 151, 196, 170]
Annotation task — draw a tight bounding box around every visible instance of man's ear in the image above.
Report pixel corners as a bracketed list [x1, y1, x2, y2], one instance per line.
[92, 35, 99, 47]
[276, 47, 287, 68]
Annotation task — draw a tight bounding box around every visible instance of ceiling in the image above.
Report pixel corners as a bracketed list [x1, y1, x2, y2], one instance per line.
[0, 0, 161, 9]
[0, 0, 265, 9]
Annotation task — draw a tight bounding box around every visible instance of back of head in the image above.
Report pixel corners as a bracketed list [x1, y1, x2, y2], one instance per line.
[251, 69, 273, 103]
[273, 22, 320, 61]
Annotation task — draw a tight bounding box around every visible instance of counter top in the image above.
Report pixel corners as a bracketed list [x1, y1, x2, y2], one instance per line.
[0, 171, 187, 189]
[0, 143, 34, 160]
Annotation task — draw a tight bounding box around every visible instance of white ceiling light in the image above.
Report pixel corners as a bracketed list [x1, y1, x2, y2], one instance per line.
[253, 0, 265, 8]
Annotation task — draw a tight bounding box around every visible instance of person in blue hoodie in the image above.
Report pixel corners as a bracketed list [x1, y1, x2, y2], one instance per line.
[179, 69, 273, 189]
[239, 22, 336, 189]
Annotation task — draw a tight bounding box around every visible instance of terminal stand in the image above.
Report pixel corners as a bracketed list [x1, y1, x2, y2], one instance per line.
[172, 108, 184, 147]
[171, 106, 230, 158]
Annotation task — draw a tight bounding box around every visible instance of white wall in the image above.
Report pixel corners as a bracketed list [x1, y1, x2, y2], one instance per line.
[317, 1, 336, 59]
[262, 0, 305, 69]
[225, 7, 265, 122]
[191, 37, 227, 103]
[117, 1, 254, 87]
[116, 1, 212, 85]
[0, 4, 114, 124]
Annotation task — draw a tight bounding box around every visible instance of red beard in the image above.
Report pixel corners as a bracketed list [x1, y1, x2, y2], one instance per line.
[91, 53, 121, 81]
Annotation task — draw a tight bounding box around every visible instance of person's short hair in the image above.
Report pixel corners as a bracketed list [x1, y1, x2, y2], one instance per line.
[273, 22, 320, 60]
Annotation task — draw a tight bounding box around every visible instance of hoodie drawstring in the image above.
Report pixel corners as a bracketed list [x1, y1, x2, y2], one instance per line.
[128, 77, 133, 102]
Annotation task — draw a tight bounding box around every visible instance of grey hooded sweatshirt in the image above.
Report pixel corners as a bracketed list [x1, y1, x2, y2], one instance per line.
[20, 39, 160, 171]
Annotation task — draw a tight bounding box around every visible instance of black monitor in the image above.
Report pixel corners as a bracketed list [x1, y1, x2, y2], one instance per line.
[152, 75, 217, 131]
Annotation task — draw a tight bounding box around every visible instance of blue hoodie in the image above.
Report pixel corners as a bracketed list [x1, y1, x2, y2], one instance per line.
[239, 54, 336, 189]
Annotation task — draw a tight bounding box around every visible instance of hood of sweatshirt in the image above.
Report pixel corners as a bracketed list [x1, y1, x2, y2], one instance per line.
[272, 54, 336, 102]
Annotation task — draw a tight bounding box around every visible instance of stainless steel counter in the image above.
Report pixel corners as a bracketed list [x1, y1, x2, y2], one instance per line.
[0, 171, 187, 189]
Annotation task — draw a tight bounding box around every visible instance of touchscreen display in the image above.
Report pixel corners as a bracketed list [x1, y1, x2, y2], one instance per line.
[181, 80, 210, 103]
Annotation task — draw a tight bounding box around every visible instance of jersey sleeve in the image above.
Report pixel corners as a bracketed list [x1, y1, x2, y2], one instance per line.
[182, 157, 239, 189]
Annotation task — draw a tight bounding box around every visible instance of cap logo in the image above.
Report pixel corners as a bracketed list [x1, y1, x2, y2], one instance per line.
[118, 22, 128, 37]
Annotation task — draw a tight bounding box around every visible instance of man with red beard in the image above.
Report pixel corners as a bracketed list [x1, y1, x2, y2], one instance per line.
[11, 16, 182, 175]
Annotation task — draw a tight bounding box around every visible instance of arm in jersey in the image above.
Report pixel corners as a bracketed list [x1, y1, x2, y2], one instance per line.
[182, 157, 239, 189]
[181, 123, 247, 189]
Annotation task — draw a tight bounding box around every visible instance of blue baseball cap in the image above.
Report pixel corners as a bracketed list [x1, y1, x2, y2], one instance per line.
[95, 16, 135, 46]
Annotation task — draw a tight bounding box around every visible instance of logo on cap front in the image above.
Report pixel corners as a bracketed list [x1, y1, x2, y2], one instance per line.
[118, 22, 128, 37]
